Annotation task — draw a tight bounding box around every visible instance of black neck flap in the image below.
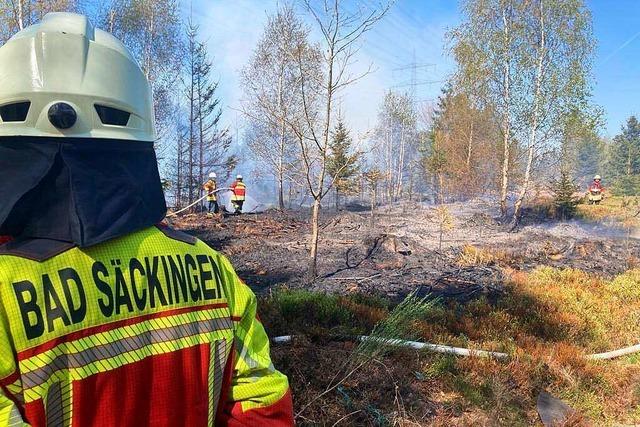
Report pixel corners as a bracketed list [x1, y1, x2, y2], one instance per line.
[0, 136, 167, 248]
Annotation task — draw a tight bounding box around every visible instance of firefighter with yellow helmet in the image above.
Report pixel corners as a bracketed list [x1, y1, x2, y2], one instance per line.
[0, 13, 293, 426]
[203, 172, 219, 215]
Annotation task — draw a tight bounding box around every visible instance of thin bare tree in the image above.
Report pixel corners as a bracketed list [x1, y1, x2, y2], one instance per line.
[291, 0, 392, 280]
[240, 4, 311, 210]
[0, 0, 78, 43]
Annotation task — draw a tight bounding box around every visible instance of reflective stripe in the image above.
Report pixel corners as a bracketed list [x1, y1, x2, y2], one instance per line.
[1, 376, 23, 406]
[22, 317, 233, 390]
[7, 405, 23, 427]
[208, 339, 228, 425]
[235, 335, 260, 370]
[18, 303, 228, 361]
[45, 381, 63, 427]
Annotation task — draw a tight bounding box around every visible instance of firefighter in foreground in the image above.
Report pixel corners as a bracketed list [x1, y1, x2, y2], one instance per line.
[230, 175, 246, 215]
[203, 172, 219, 215]
[588, 174, 604, 205]
[0, 13, 293, 427]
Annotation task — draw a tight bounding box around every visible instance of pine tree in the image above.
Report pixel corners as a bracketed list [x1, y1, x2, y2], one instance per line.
[553, 170, 578, 220]
[610, 116, 640, 195]
[181, 22, 236, 207]
[327, 120, 359, 210]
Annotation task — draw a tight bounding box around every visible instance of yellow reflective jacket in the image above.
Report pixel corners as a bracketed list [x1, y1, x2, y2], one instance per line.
[0, 226, 293, 427]
[203, 180, 217, 202]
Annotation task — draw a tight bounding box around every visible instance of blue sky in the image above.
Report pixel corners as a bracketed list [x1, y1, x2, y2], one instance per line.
[189, 0, 639, 138]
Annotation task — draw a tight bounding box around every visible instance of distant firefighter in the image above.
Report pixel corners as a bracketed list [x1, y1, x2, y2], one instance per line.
[588, 175, 604, 204]
[203, 172, 219, 214]
[230, 174, 247, 214]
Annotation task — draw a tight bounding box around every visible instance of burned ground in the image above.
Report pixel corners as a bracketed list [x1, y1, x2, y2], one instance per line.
[171, 199, 640, 300]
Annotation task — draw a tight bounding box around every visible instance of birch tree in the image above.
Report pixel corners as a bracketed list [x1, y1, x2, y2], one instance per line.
[240, 5, 312, 210]
[449, 0, 527, 217]
[372, 91, 418, 203]
[511, 0, 595, 226]
[0, 0, 78, 43]
[101, 0, 182, 142]
[292, 0, 391, 280]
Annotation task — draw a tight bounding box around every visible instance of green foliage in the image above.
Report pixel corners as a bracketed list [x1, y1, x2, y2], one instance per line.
[258, 290, 387, 337]
[327, 119, 360, 197]
[352, 293, 438, 361]
[425, 131, 448, 175]
[262, 290, 354, 334]
[613, 174, 640, 197]
[423, 354, 458, 379]
[610, 116, 640, 195]
[553, 170, 578, 220]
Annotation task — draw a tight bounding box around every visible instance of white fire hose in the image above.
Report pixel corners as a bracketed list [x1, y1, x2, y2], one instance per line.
[166, 188, 233, 218]
[272, 335, 640, 361]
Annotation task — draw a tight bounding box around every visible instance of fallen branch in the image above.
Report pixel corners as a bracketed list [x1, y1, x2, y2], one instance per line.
[330, 273, 381, 282]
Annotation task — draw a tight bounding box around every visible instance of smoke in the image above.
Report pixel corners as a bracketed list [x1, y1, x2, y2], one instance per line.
[528, 219, 639, 241]
[217, 190, 270, 214]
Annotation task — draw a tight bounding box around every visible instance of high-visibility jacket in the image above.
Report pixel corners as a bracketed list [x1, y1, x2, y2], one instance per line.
[203, 180, 217, 202]
[588, 181, 603, 192]
[230, 181, 246, 202]
[0, 226, 293, 427]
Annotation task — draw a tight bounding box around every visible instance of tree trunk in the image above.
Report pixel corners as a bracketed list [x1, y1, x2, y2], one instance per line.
[499, 6, 512, 219]
[512, 0, 545, 228]
[17, 0, 24, 30]
[277, 115, 286, 210]
[466, 121, 474, 170]
[396, 119, 406, 200]
[278, 169, 285, 210]
[370, 184, 377, 226]
[188, 36, 195, 206]
[197, 74, 204, 206]
[335, 187, 340, 211]
[108, 9, 115, 33]
[512, 145, 534, 226]
[277, 71, 286, 211]
[307, 198, 321, 281]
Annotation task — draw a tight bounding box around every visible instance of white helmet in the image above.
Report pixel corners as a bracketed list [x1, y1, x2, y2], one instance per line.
[209, 172, 217, 179]
[594, 175, 601, 180]
[236, 174, 243, 180]
[0, 13, 155, 141]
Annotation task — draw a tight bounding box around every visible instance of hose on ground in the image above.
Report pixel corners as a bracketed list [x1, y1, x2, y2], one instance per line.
[272, 335, 640, 361]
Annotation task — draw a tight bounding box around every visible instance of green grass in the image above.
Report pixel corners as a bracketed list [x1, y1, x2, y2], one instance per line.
[259, 289, 388, 337]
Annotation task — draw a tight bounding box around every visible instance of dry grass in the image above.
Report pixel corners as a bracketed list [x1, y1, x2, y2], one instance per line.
[457, 245, 517, 267]
[261, 266, 640, 425]
[576, 196, 640, 229]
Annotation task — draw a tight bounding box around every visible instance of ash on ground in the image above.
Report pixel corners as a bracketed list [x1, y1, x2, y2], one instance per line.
[171, 200, 640, 303]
